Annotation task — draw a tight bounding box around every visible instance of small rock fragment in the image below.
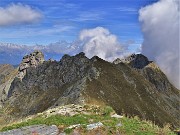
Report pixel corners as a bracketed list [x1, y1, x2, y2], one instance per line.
[111, 114, 123, 119]
[87, 122, 103, 130]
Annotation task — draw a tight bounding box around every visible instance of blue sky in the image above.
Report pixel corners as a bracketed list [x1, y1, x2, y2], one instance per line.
[0, 0, 157, 47]
[1, 0, 179, 89]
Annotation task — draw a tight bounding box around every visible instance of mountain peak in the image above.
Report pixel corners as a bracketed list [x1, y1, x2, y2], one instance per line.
[129, 54, 150, 69]
[17, 50, 45, 80]
[113, 54, 150, 69]
[75, 52, 86, 57]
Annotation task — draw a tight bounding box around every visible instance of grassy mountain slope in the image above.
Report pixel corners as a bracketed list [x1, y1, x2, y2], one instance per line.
[0, 105, 176, 134]
[84, 58, 179, 127]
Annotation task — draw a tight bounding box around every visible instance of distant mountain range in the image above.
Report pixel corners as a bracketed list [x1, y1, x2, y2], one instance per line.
[0, 42, 82, 65]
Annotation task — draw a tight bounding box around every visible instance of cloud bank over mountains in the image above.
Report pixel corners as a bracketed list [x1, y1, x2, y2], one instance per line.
[0, 41, 77, 65]
[80, 27, 124, 61]
[0, 3, 42, 26]
[139, 0, 179, 89]
[0, 27, 129, 65]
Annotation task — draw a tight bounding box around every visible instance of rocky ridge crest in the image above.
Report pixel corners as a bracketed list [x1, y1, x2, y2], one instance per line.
[0, 51, 179, 129]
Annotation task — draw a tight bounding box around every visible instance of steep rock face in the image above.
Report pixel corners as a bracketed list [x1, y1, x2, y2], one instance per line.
[2, 52, 180, 128]
[113, 54, 175, 92]
[140, 62, 172, 92]
[0, 64, 14, 85]
[0, 64, 17, 108]
[6, 52, 100, 116]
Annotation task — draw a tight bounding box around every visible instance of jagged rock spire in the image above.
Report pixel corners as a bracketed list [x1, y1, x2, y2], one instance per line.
[17, 50, 45, 80]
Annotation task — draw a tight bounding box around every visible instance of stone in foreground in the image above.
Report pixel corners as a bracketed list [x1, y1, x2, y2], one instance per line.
[0, 125, 59, 135]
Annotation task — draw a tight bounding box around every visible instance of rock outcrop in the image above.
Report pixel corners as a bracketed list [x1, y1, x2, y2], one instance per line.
[0, 125, 59, 135]
[113, 54, 150, 69]
[113, 54, 136, 64]
[17, 50, 44, 80]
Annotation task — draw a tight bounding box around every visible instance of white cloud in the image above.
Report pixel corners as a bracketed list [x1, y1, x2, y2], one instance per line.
[116, 7, 137, 14]
[0, 25, 74, 39]
[37, 25, 75, 35]
[79, 27, 124, 61]
[70, 11, 104, 22]
[139, 0, 179, 89]
[0, 3, 42, 26]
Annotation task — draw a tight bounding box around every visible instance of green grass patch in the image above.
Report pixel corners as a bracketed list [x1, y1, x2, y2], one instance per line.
[120, 116, 175, 135]
[0, 111, 176, 135]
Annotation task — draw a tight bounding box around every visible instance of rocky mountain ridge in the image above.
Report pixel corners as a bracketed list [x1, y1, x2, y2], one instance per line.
[0, 51, 179, 129]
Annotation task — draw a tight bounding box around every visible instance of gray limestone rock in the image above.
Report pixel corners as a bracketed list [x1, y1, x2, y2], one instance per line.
[0, 125, 59, 135]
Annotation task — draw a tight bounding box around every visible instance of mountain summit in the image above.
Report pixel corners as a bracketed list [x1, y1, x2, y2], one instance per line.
[0, 51, 179, 129]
